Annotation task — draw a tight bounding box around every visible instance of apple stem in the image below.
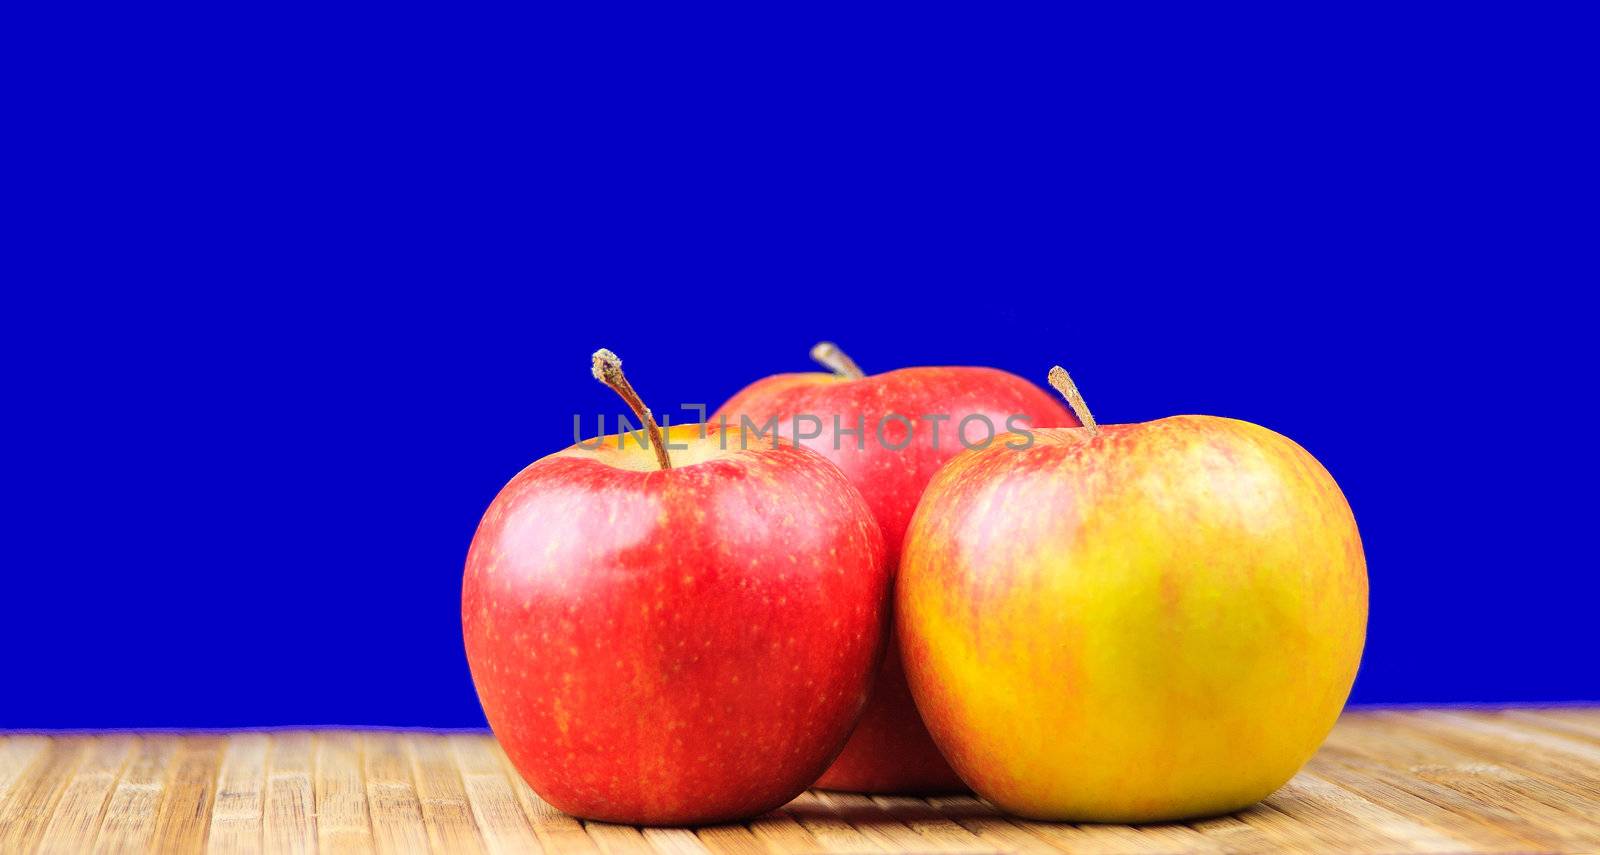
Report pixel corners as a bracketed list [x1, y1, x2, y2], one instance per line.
[591, 348, 673, 470]
[1047, 365, 1100, 436]
[810, 341, 866, 379]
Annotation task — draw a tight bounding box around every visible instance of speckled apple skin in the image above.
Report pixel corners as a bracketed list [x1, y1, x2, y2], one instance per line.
[715, 366, 1076, 793]
[462, 427, 889, 825]
[898, 417, 1368, 822]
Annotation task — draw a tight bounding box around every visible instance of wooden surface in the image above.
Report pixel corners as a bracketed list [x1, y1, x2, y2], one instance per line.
[2, 708, 1599, 854]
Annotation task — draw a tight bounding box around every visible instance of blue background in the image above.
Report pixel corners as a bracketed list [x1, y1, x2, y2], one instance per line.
[6, 10, 1595, 727]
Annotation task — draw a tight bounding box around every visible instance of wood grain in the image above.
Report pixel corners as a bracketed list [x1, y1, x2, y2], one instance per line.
[37, 735, 134, 855]
[315, 732, 374, 855]
[266, 732, 317, 854]
[150, 734, 224, 855]
[361, 733, 430, 855]
[92, 736, 177, 855]
[0, 708, 1596, 854]
[207, 733, 268, 855]
[0, 736, 87, 853]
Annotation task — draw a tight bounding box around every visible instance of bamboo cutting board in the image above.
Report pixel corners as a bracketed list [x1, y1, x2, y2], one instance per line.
[1, 708, 1598, 854]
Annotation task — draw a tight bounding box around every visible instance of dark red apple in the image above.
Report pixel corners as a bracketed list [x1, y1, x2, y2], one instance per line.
[463, 350, 890, 824]
[712, 343, 1077, 793]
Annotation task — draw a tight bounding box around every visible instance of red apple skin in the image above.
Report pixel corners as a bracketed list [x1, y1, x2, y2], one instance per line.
[714, 366, 1076, 793]
[462, 425, 889, 825]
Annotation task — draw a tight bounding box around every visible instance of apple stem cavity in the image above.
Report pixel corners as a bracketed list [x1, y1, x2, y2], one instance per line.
[1047, 365, 1100, 436]
[591, 348, 673, 470]
[810, 341, 866, 380]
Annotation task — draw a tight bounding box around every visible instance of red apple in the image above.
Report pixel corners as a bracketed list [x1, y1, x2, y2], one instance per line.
[463, 350, 890, 825]
[713, 343, 1077, 793]
[898, 367, 1367, 821]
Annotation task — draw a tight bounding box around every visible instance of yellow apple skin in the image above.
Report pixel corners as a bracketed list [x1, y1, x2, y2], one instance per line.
[897, 416, 1367, 822]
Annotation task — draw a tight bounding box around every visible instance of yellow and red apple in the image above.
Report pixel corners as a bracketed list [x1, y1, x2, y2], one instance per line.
[463, 350, 890, 825]
[898, 367, 1367, 821]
